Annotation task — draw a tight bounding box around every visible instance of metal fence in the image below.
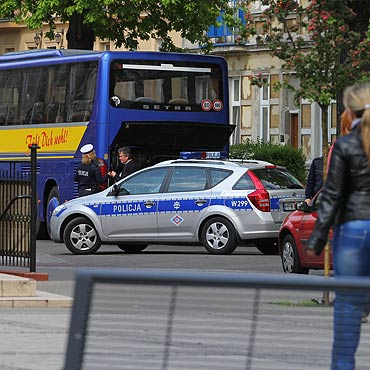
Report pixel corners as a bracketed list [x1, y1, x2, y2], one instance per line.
[0, 144, 38, 271]
[0, 170, 31, 267]
[65, 269, 370, 370]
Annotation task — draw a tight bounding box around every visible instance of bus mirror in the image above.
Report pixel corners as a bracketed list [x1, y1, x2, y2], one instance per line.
[110, 96, 120, 107]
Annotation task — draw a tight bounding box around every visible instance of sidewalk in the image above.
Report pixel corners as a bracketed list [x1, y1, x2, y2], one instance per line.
[0, 274, 73, 370]
[0, 273, 73, 308]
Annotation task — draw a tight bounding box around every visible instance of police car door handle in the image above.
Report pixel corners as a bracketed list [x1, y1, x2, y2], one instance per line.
[195, 199, 207, 206]
[144, 201, 155, 208]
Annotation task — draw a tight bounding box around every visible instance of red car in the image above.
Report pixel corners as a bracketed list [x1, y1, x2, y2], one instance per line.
[278, 192, 333, 274]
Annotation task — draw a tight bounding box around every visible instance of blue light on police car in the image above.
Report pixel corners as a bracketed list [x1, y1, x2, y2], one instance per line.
[179, 151, 228, 160]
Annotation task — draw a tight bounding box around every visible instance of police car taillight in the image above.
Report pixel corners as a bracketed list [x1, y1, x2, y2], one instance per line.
[247, 189, 270, 212]
[179, 151, 228, 160]
[247, 169, 270, 212]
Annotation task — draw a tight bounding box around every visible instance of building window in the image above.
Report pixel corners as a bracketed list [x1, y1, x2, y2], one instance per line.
[230, 77, 240, 145]
[103, 43, 110, 51]
[259, 77, 270, 142]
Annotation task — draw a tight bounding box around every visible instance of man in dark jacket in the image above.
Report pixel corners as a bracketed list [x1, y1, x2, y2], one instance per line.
[305, 156, 323, 202]
[108, 146, 139, 183]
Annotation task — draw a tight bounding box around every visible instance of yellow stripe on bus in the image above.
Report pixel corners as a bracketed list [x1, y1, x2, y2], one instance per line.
[0, 125, 88, 158]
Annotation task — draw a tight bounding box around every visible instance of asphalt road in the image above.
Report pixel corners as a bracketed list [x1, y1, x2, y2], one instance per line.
[25, 239, 324, 297]
[33, 240, 312, 280]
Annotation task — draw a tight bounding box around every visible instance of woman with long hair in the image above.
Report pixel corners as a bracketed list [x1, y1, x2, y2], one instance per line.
[306, 82, 370, 370]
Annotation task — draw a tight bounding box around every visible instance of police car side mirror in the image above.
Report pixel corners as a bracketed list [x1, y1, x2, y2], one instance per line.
[109, 184, 130, 197]
[108, 184, 120, 197]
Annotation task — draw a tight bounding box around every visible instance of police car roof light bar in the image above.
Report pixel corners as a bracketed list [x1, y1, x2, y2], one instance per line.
[180, 151, 228, 160]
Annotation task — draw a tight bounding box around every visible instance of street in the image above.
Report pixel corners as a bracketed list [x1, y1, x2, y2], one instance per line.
[3, 241, 370, 370]
[33, 240, 326, 282]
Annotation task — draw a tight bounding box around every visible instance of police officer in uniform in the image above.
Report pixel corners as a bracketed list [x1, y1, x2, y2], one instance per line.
[74, 144, 107, 197]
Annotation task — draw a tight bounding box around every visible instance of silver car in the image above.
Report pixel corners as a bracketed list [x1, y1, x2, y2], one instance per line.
[50, 155, 305, 255]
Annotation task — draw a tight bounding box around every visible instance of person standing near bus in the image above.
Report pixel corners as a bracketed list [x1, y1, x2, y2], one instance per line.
[74, 144, 107, 197]
[108, 146, 139, 182]
[90, 150, 108, 191]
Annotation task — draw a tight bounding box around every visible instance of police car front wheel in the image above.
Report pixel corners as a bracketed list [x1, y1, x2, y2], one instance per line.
[201, 217, 237, 255]
[64, 217, 102, 255]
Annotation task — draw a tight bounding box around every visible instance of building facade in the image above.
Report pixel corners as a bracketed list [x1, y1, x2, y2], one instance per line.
[202, 0, 336, 161]
[0, 1, 336, 162]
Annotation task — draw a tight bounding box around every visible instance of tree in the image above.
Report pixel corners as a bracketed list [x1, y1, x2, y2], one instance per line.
[237, 0, 370, 303]
[0, 0, 234, 51]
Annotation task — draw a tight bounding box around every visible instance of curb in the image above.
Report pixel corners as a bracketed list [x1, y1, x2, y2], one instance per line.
[0, 270, 49, 281]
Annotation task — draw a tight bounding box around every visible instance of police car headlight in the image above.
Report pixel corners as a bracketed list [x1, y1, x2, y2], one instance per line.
[52, 204, 66, 217]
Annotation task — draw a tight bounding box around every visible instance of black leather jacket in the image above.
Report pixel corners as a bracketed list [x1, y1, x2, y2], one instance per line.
[307, 123, 370, 255]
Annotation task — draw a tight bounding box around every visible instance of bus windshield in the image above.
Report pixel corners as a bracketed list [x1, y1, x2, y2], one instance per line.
[110, 60, 223, 111]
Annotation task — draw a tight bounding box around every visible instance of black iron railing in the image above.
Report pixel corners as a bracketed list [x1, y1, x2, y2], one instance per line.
[0, 144, 39, 271]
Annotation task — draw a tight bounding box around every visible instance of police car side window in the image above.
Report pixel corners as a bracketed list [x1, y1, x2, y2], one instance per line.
[167, 167, 207, 193]
[209, 169, 232, 188]
[233, 173, 255, 190]
[118, 168, 168, 195]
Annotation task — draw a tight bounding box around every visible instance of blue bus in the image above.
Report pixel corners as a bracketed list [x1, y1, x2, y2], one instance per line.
[0, 49, 234, 237]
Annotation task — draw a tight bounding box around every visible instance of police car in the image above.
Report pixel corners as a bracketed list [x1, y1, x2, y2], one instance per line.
[50, 152, 305, 255]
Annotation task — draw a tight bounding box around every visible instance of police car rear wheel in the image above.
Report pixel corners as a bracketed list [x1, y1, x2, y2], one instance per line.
[64, 217, 102, 255]
[117, 244, 147, 253]
[201, 217, 237, 255]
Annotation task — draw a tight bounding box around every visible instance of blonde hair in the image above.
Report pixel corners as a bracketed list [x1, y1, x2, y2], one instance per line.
[343, 82, 370, 164]
[81, 150, 96, 165]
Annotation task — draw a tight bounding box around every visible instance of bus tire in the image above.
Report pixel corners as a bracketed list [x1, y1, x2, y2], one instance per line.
[46, 186, 60, 239]
[64, 217, 102, 255]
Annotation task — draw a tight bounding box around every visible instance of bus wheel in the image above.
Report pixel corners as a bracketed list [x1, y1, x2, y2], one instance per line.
[117, 244, 148, 253]
[46, 186, 60, 238]
[64, 217, 101, 255]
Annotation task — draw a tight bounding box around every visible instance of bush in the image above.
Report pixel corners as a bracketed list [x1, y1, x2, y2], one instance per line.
[230, 139, 307, 183]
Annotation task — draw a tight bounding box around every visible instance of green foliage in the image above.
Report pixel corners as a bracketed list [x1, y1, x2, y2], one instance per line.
[230, 139, 307, 183]
[0, 0, 234, 52]
[239, 0, 370, 108]
[272, 299, 326, 307]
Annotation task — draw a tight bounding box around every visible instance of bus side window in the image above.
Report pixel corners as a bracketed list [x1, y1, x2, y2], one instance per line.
[45, 103, 57, 123]
[5, 105, 17, 125]
[69, 99, 92, 122]
[30, 102, 44, 124]
[55, 102, 65, 123]
[0, 105, 7, 125]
